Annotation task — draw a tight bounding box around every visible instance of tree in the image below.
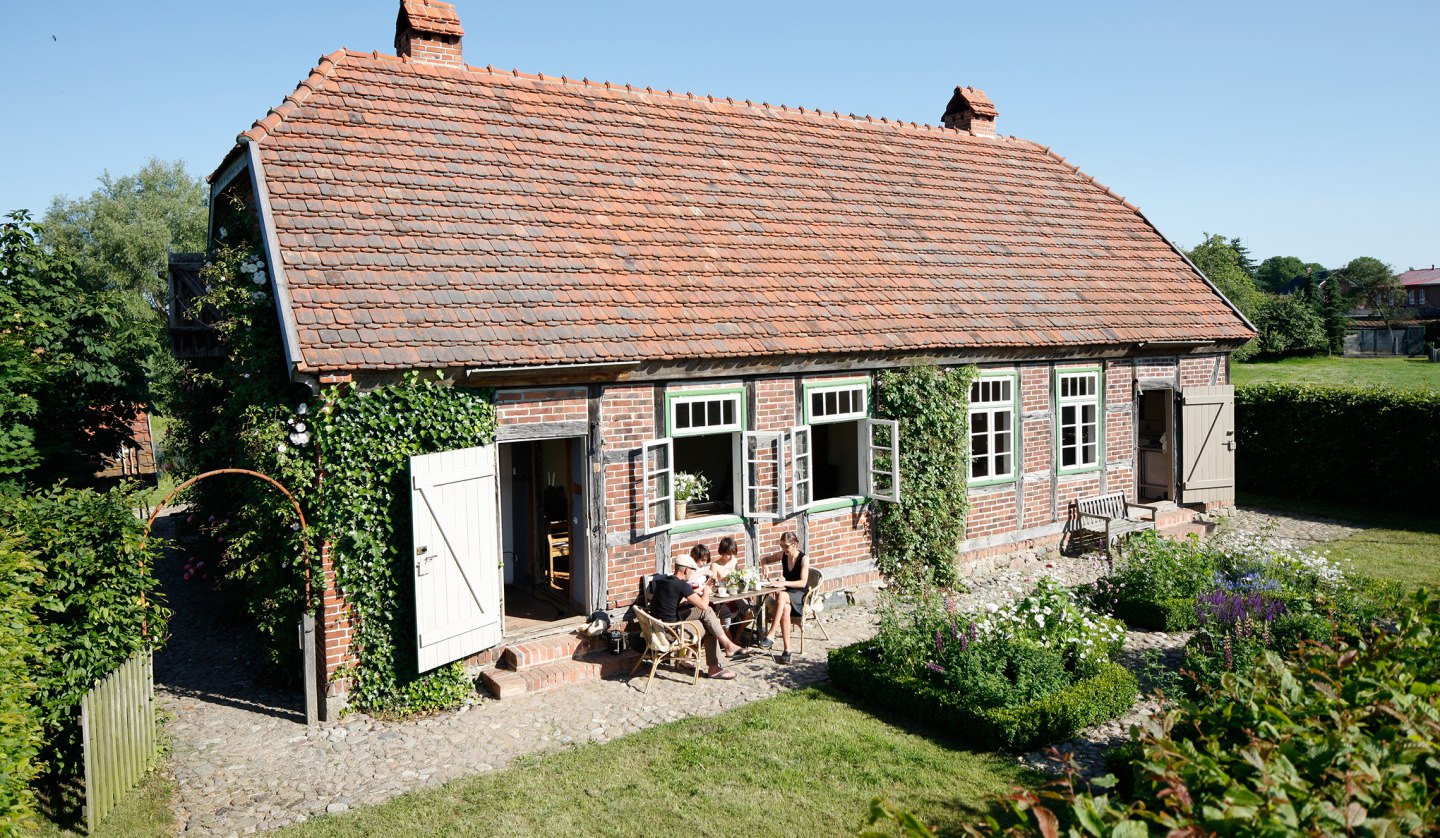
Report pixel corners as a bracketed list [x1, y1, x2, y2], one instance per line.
[41, 160, 207, 405]
[1186, 233, 1264, 320]
[0, 212, 148, 482]
[1229, 236, 1257, 281]
[1335, 257, 1400, 318]
[1321, 279, 1348, 354]
[1255, 255, 1327, 294]
[1254, 294, 1326, 357]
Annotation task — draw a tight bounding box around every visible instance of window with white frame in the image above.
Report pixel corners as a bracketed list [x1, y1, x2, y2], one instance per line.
[667, 390, 743, 520]
[804, 381, 869, 502]
[969, 375, 1016, 483]
[1056, 371, 1100, 471]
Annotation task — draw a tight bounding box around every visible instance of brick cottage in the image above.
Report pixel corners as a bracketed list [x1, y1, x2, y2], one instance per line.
[192, 0, 1253, 706]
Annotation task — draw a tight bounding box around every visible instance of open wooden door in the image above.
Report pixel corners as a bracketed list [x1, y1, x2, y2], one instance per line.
[1179, 385, 1236, 505]
[411, 444, 503, 673]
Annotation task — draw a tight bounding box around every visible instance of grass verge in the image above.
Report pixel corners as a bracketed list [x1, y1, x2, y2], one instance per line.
[1237, 491, 1440, 588]
[281, 687, 1036, 837]
[1232, 356, 1439, 390]
[30, 763, 176, 838]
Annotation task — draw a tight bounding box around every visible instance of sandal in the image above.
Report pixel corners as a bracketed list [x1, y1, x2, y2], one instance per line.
[727, 648, 753, 660]
[703, 669, 737, 680]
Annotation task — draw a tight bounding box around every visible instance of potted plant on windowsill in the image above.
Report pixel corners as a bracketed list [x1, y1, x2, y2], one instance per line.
[673, 472, 711, 520]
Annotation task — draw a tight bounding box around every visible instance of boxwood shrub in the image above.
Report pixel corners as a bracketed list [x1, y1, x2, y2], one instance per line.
[829, 643, 1137, 752]
[1107, 595, 1197, 632]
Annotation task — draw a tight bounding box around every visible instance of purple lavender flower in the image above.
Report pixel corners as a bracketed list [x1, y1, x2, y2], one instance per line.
[925, 662, 945, 674]
[934, 630, 944, 657]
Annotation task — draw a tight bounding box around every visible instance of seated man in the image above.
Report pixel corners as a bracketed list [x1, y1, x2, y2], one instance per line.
[650, 555, 748, 680]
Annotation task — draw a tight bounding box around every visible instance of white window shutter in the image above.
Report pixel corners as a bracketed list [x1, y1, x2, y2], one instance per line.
[788, 425, 812, 512]
[742, 431, 784, 520]
[641, 437, 674, 534]
[863, 418, 901, 503]
[410, 445, 503, 673]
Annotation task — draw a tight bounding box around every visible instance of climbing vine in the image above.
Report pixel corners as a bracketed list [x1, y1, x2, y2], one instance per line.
[873, 364, 978, 588]
[312, 373, 496, 714]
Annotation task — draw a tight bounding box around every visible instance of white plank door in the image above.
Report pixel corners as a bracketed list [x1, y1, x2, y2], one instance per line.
[411, 445, 503, 673]
[1179, 385, 1236, 505]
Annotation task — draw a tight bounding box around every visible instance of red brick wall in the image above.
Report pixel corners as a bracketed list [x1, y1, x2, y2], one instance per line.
[599, 384, 658, 608]
[1180, 355, 1227, 387]
[494, 387, 588, 426]
[1135, 358, 1177, 382]
[965, 487, 1018, 538]
[1020, 364, 1052, 527]
[318, 542, 354, 690]
[754, 377, 795, 432]
[805, 507, 873, 570]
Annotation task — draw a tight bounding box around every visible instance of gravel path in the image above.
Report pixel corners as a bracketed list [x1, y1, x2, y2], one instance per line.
[153, 506, 1359, 834]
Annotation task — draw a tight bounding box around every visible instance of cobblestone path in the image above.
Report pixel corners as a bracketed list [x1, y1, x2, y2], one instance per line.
[154, 506, 1357, 834]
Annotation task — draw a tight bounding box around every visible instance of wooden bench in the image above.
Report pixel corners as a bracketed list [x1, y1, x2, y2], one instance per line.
[1072, 492, 1158, 556]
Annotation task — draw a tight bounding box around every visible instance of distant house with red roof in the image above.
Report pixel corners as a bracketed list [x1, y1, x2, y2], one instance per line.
[189, 0, 1253, 708]
[1400, 266, 1440, 313]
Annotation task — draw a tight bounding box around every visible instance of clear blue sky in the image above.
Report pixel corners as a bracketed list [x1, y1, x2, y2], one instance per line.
[2, 0, 1436, 271]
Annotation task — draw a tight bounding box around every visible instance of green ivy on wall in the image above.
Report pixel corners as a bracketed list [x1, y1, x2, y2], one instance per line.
[312, 373, 497, 714]
[873, 364, 978, 587]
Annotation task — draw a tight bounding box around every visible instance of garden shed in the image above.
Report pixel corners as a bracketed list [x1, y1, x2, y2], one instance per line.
[195, 0, 1254, 708]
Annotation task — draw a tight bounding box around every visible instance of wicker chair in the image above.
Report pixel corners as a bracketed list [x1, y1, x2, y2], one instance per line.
[629, 607, 703, 692]
[797, 568, 831, 655]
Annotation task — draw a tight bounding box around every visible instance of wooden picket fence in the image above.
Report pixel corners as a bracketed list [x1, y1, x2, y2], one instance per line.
[79, 649, 157, 832]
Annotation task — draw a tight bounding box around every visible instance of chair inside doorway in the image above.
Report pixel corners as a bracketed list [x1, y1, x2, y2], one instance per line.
[501, 438, 587, 634]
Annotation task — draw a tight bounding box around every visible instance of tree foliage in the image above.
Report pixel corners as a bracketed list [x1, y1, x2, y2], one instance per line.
[42, 160, 207, 407]
[1253, 294, 1326, 357]
[0, 212, 149, 483]
[1335, 256, 1399, 321]
[1256, 255, 1326, 294]
[1186, 235, 1264, 359]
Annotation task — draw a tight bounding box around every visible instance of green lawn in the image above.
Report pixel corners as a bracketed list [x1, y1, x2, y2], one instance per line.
[282, 687, 1036, 837]
[1237, 492, 1440, 589]
[1232, 356, 1440, 391]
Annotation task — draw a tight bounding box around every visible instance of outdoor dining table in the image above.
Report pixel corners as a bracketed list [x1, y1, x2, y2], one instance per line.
[708, 583, 786, 644]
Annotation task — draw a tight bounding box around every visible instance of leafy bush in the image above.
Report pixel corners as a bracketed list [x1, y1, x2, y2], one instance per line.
[844, 579, 1134, 751]
[1083, 531, 1218, 629]
[1237, 383, 1440, 511]
[0, 484, 168, 776]
[1252, 293, 1326, 358]
[829, 643, 1137, 752]
[0, 535, 42, 832]
[965, 591, 1440, 835]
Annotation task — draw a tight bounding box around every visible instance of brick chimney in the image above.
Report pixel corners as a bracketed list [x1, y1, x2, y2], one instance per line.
[395, 0, 465, 66]
[941, 86, 997, 137]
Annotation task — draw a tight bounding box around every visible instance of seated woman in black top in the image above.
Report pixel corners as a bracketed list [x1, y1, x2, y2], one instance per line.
[757, 531, 808, 664]
[650, 555, 747, 679]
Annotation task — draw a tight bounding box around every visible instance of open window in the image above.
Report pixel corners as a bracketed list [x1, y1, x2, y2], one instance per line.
[801, 380, 870, 506]
[641, 437, 673, 535]
[863, 418, 901, 502]
[637, 389, 747, 531]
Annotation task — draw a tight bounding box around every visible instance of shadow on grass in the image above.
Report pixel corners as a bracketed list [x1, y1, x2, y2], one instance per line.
[1237, 491, 1440, 536]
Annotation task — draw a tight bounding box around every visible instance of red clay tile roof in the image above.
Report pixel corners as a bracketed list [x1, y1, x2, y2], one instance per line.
[1400, 267, 1440, 287]
[952, 86, 997, 118]
[238, 50, 1254, 372]
[398, 0, 464, 37]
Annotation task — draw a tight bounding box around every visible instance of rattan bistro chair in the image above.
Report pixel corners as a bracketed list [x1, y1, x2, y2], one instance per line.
[629, 607, 703, 692]
[797, 568, 831, 655]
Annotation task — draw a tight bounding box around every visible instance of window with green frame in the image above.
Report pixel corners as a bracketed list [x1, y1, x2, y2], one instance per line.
[1055, 369, 1101, 472]
[969, 373, 1017, 484]
[802, 379, 869, 504]
[665, 389, 744, 520]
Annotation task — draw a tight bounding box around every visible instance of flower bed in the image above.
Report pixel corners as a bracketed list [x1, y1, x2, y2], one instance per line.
[830, 578, 1137, 752]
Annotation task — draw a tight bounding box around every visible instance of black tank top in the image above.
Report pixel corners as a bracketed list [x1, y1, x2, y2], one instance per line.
[782, 550, 805, 583]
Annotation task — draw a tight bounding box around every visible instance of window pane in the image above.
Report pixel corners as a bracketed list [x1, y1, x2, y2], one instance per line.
[995, 411, 1010, 432]
[1083, 443, 1096, 464]
[973, 435, 989, 456]
[995, 433, 1010, 454]
[996, 452, 1011, 475]
[973, 412, 988, 433]
[1062, 446, 1076, 467]
[676, 409, 691, 430]
[973, 458, 989, 478]
[811, 393, 823, 417]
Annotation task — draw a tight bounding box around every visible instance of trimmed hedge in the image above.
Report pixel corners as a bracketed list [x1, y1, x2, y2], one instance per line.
[828, 642, 1138, 752]
[0, 535, 42, 833]
[1109, 595, 1197, 631]
[1237, 384, 1440, 511]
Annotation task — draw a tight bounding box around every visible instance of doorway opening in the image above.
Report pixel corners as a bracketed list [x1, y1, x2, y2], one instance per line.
[499, 438, 589, 634]
[1136, 388, 1174, 502]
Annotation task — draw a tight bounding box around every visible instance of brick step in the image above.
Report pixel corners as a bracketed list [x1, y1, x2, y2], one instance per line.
[499, 630, 608, 671]
[1150, 503, 1196, 530]
[480, 649, 642, 699]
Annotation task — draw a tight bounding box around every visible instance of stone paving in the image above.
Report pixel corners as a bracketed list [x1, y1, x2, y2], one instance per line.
[154, 506, 1358, 834]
